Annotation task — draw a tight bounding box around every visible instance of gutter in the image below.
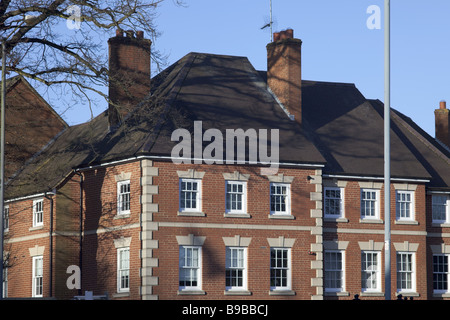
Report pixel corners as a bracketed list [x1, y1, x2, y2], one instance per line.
[74, 155, 325, 172]
[73, 170, 83, 296]
[44, 191, 55, 298]
[323, 174, 430, 183]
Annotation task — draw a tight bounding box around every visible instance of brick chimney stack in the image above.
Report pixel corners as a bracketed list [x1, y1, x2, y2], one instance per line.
[266, 29, 303, 126]
[108, 29, 152, 128]
[435, 100, 450, 148]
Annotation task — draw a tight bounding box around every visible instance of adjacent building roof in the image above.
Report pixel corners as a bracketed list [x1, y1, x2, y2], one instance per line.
[5, 51, 450, 199]
[4, 76, 68, 182]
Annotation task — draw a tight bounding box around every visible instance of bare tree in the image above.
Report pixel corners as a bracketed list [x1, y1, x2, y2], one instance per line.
[0, 0, 184, 118]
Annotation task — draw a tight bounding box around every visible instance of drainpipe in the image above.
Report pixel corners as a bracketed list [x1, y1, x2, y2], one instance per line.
[44, 191, 55, 298]
[74, 170, 83, 296]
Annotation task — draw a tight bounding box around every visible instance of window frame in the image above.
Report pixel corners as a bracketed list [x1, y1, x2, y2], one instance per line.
[360, 189, 380, 220]
[433, 254, 450, 294]
[3, 205, 9, 232]
[225, 247, 247, 291]
[225, 180, 247, 214]
[269, 183, 291, 216]
[432, 194, 450, 224]
[33, 199, 44, 227]
[395, 190, 415, 221]
[179, 245, 202, 291]
[2, 258, 7, 298]
[32, 255, 43, 298]
[361, 251, 381, 293]
[117, 180, 131, 215]
[324, 187, 344, 219]
[117, 247, 130, 293]
[179, 179, 202, 213]
[396, 252, 416, 293]
[269, 247, 291, 291]
[324, 250, 345, 293]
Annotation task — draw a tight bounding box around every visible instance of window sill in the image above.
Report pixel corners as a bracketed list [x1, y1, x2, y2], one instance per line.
[432, 223, 450, 228]
[268, 214, 295, 220]
[177, 290, 206, 295]
[224, 290, 252, 296]
[324, 218, 349, 223]
[29, 225, 44, 231]
[360, 291, 385, 297]
[433, 292, 450, 298]
[113, 291, 130, 298]
[224, 213, 251, 219]
[394, 220, 418, 225]
[177, 211, 206, 217]
[396, 291, 420, 297]
[324, 291, 350, 297]
[359, 218, 384, 224]
[269, 290, 295, 296]
[114, 213, 130, 219]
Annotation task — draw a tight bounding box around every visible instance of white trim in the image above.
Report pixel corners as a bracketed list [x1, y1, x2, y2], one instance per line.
[269, 183, 291, 216]
[396, 252, 416, 293]
[432, 194, 450, 224]
[7, 155, 323, 202]
[395, 190, 415, 222]
[324, 187, 345, 219]
[323, 174, 430, 183]
[32, 255, 44, 298]
[117, 247, 130, 293]
[117, 180, 131, 215]
[432, 253, 450, 295]
[179, 178, 202, 213]
[269, 247, 292, 291]
[32, 199, 44, 227]
[360, 189, 380, 221]
[179, 245, 202, 292]
[75, 155, 325, 172]
[324, 249, 346, 293]
[429, 190, 450, 195]
[225, 247, 248, 292]
[361, 251, 382, 293]
[5, 193, 46, 204]
[225, 180, 247, 214]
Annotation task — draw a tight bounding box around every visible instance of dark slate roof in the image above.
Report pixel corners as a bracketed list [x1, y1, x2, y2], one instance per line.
[5, 52, 325, 199]
[141, 53, 325, 164]
[371, 99, 450, 189]
[300, 80, 449, 188]
[301, 80, 434, 180]
[5, 51, 449, 199]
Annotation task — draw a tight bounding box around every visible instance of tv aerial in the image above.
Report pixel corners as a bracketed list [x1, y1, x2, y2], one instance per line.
[260, 0, 277, 42]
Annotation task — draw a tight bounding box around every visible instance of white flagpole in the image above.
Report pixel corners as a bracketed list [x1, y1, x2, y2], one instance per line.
[384, 0, 391, 301]
[0, 39, 6, 300]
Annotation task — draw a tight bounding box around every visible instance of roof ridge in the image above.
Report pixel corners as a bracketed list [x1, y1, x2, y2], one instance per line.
[389, 107, 450, 165]
[301, 79, 357, 87]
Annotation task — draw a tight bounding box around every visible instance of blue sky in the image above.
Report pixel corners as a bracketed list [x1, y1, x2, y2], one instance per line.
[64, 0, 450, 138]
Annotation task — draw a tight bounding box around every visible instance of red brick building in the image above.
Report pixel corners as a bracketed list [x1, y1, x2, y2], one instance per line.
[2, 29, 449, 300]
[3, 76, 68, 181]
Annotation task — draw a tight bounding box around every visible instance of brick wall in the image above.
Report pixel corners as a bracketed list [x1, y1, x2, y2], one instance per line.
[80, 161, 142, 299]
[152, 161, 318, 299]
[4, 196, 52, 298]
[4, 158, 449, 300]
[5, 78, 67, 180]
[323, 179, 428, 300]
